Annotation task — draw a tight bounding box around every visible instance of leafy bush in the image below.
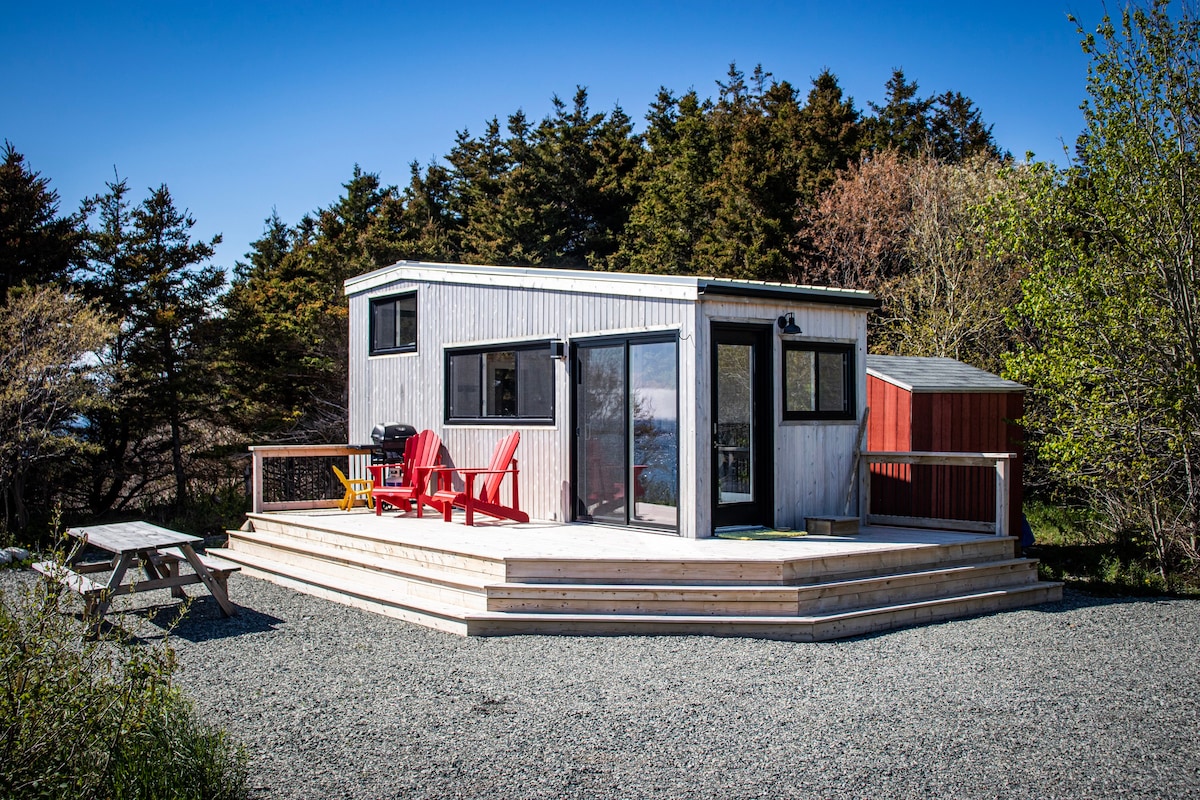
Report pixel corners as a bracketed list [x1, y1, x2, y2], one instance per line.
[1027, 499, 1196, 595]
[0, 562, 249, 800]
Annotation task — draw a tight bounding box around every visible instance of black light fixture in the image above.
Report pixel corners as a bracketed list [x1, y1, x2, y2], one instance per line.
[777, 312, 802, 335]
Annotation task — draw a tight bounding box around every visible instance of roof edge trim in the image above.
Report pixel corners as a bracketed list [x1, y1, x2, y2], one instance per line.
[697, 281, 881, 308]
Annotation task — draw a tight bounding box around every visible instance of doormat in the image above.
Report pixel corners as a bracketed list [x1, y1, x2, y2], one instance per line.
[714, 527, 808, 541]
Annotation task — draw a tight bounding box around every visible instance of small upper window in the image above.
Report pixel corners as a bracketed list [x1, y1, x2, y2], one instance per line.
[783, 342, 855, 420]
[370, 293, 417, 355]
[446, 342, 555, 424]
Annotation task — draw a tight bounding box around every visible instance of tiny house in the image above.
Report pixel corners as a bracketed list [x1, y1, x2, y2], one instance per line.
[220, 263, 1061, 639]
[344, 260, 880, 539]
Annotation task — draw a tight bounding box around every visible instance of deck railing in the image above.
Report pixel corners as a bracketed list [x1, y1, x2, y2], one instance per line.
[863, 451, 1014, 537]
[249, 444, 374, 513]
[249, 444, 1014, 535]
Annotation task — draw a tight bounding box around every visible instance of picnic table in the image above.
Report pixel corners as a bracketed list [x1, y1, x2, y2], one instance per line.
[33, 521, 239, 619]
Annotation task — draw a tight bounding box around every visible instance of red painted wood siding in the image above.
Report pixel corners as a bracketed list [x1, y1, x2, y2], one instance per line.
[866, 376, 1024, 536]
[867, 378, 912, 450]
[866, 378, 912, 516]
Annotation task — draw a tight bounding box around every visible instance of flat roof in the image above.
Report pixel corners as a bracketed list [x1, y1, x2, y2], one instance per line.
[866, 355, 1025, 393]
[344, 260, 881, 309]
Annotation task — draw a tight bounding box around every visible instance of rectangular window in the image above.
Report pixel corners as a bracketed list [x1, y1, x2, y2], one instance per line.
[783, 342, 854, 420]
[369, 292, 417, 355]
[446, 342, 555, 423]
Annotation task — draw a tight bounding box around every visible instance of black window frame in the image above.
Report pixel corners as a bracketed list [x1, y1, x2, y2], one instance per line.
[782, 341, 856, 421]
[444, 341, 556, 425]
[369, 291, 418, 356]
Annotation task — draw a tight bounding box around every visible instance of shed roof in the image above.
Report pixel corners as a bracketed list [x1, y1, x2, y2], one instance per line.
[866, 355, 1025, 393]
[344, 260, 881, 309]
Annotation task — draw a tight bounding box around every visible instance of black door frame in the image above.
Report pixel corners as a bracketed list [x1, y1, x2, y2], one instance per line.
[711, 323, 774, 529]
[571, 332, 680, 532]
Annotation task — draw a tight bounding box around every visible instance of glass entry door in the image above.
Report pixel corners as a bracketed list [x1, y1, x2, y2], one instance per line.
[712, 324, 773, 528]
[575, 336, 679, 531]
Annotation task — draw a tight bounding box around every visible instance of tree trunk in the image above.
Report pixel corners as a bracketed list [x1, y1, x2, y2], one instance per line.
[170, 410, 188, 510]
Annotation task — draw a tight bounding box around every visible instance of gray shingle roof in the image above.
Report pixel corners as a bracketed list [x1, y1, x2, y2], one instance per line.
[866, 355, 1025, 393]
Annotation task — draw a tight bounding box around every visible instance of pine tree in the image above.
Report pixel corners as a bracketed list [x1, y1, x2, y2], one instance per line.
[695, 64, 802, 281]
[795, 70, 861, 204]
[222, 168, 402, 443]
[78, 180, 223, 511]
[864, 69, 934, 156]
[0, 142, 82, 298]
[930, 91, 1001, 161]
[613, 89, 718, 274]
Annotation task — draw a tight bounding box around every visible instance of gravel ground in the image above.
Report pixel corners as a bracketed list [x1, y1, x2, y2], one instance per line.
[4, 569, 1199, 800]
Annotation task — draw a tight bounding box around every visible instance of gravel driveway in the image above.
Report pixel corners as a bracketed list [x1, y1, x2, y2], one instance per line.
[5, 569, 1199, 799]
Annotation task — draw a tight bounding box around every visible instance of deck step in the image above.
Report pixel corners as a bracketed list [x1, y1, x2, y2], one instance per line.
[239, 516, 507, 580]
[487, 559, 1040, 615]
[209, 547, 474, 635]
[488, 583, 802, 615]
[794, 557, 1038, 611]
[503, 536, 1019, 586]
[223, 528, 492, 594]
[213, 535, 490, 612]
[223, 514, 1059, 640]
[465, 582, 1064, 640]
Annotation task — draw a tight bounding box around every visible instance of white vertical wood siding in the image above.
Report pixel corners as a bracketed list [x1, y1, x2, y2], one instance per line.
[698, 297, 869, 533]
[348, 268, 869, 538]
[348, 278, 696, 533]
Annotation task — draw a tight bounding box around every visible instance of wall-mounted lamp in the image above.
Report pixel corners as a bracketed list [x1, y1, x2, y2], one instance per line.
[777, 312, 802, 335]
[550, 340, 567, 359]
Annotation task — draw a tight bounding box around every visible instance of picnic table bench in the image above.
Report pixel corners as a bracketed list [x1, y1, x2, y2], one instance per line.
[33, 521, 239, 619]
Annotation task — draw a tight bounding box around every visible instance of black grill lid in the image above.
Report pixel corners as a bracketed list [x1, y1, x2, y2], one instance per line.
[370, 423, 416, 444]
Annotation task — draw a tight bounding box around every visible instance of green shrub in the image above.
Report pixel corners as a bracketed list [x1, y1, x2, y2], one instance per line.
[1026, 499, 1197, 595]
[0, 563, 249, 800]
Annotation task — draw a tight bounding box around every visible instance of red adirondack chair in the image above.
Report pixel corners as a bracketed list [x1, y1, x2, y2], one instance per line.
[371, 429, 444, 516]
[431, 431, 529, 526]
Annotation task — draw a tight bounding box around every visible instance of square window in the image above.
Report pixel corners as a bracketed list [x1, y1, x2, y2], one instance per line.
[783, 342, 854, 420]
[369, 293, 417, 355]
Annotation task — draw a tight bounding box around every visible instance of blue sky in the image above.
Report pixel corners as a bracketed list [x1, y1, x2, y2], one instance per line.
[2, 1, 1103, 273]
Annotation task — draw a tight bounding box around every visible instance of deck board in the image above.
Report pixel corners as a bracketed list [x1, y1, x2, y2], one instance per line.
[256, 509, 998, 563]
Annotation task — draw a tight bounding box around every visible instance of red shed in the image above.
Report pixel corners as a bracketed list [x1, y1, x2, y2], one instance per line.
[865, 355, 1025, 541]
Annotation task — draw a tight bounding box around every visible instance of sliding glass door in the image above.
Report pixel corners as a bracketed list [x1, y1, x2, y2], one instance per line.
[574, 335, 679, 531]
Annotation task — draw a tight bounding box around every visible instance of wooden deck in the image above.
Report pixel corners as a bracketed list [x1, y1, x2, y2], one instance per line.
[211, 510, 1062, 640]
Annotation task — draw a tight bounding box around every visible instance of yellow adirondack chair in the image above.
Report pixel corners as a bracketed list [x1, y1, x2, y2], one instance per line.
[332, 466, 373, 510]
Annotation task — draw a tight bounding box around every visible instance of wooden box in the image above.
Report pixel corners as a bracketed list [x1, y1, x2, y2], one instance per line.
[805, 515, 860, 536]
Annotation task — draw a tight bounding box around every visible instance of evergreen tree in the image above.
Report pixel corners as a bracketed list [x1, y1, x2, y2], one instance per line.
[75, 178, 140, 513]
[0, 142, 82, 297]
[223, 168, 402, 443]
[78, 181, 223, 511]
[864, 69, 934, 156]
[930, 91, 1001, 161]
[695, 64, 802, 281]
[449, 118, 520, 263]
[613, 89, 718, 274]
[222, 211, 303, 436]
[795, 70, 861, 204]
[386, 160, 457, 262]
